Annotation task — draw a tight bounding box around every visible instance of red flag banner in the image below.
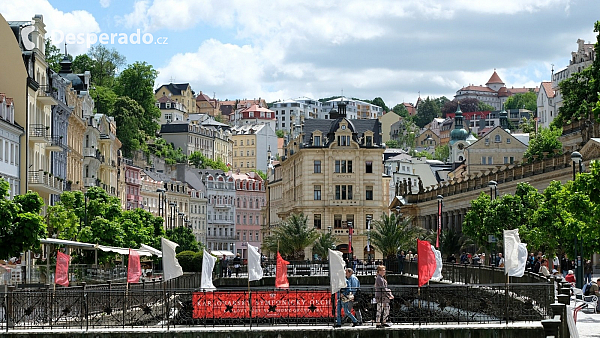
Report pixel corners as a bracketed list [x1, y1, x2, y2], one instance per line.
[55, 251, 70, 287]
[276, 252, 290, 288]
[417, 239, 437, 287]
[127, 248, 142, 283]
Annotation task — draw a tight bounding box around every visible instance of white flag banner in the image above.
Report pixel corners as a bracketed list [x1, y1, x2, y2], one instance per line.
[201, 252, 216, 291]
[247, 244, 263, 281]
[431, 244, 443, 280]
[504, 229, 528, 277]
[328, 249, 346, 294]
[161, 238, 183, 281]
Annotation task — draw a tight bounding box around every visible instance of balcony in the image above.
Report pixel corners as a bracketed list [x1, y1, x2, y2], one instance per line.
[83, 177, 98, 187]
[126, 177, 141, 185]
[83, 147, 103, 162]
[37, 85, 58, 106]
[28, 171, 63, 195]
[46, 135, 66, 152]
[29, 124, 50, 144]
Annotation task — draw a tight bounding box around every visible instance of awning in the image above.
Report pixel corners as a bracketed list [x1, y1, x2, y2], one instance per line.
[97, 245, 154, 257]
[210, 250, 235, 257]
[40, 238, 97, 249]
[140, 244, 162, 258]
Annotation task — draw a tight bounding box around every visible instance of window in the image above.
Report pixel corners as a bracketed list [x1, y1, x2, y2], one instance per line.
[335, 185, 353, 200]
[481, 157, 486, 164]
[494, 135, 501, 143]
[314, 160, 321, 173]
[314, 185, 321, 200]
[365, 161, 373, 173]
[366, 186, 373, 200]
[366, 136, 372, 147]
[488, 157, 493, 164]
[337, 135, 350, 146]
[334, 160, 352, 173]
[334, 214, 342, 229]
[507, 138, 511, 144]
[314, 214, 322, 229]
[314, 136, 321, 146]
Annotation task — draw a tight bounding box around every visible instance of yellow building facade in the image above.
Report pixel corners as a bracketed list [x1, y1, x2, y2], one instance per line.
[268, 117, 390, 260]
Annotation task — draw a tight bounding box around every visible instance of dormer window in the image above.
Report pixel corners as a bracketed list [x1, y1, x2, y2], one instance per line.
[313, 136, 320, 146]
[366, 136, 372, 147]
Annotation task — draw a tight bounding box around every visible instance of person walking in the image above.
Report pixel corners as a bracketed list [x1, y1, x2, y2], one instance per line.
[374, 265, 393, 328]
[233, 253, 242, 277]
[346, 268, 362, 325]
[584, 260, 593, 284]
[335, 269, 360, 327]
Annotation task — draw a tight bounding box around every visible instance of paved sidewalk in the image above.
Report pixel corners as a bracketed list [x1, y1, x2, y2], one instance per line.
[571, 300, 600, 338]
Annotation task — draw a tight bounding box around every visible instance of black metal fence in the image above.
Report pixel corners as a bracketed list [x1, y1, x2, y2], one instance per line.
[0, 282, 554, 331]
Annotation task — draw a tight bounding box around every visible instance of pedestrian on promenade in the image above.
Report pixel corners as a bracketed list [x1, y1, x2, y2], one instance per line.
[335, 269, 360, 327]
[374, 265, 393, 328]
[233, 253, 242, 277]
[221, 255, 230, 278]
[397, 251, 405, 274]
[565, 270, 576, 286]
[346, 268, 362, 324]
[584, 260, 593, 284]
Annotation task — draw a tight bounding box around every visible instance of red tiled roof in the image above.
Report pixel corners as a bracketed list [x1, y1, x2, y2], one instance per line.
[486, 71, 504, 85]
[459, 85, 495, 92]
[157, 95, 177, 103]
[541, 82, 555, 98]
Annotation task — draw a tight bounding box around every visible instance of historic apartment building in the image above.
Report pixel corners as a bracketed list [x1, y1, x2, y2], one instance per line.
[268, 104, 390, 260]
[230, 171, 266, 259]
[154, 83, 195, 113]
[231, 124, 278, 172]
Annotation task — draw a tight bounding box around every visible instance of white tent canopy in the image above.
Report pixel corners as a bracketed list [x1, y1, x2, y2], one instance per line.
[210, 250, 235, 257]
[40, 238, 162, 257]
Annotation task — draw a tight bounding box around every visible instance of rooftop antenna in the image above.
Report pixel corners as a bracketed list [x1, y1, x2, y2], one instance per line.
[64, 42, 67, 56]
[169, 76, 175, 83]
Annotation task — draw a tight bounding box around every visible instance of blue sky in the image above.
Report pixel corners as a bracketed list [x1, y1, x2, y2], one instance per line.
[2, 0, 600, 107]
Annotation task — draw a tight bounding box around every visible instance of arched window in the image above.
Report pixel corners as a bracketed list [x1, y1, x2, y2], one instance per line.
[494, 135, 501, 143]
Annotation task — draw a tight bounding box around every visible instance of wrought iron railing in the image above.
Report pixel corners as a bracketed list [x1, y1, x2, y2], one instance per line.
[0, 283, 553, 331]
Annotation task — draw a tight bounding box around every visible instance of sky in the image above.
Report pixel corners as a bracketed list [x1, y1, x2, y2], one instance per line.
[2, 0, 599, 108]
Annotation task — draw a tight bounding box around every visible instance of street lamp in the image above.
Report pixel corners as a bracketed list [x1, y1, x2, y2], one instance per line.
[168, 202, 176, 229]
[347, 220, 353, 260]
[156, 188, 166, 228]
[366, 215, 373, 261]
[488, 180, 498, 200]
[437, 195, 443, 249]
[571, 151, 583, 288]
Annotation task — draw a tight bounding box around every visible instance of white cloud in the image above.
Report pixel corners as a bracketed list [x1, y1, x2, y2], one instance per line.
[99, 0, 111, 8]
[2, 0, 101, 56]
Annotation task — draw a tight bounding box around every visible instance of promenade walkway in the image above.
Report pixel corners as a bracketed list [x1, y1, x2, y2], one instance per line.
[571, 299, 600, 338]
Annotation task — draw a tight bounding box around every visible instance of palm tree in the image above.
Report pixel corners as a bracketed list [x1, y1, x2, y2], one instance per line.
[312, 232, 337, 261]
[370, 212, 425, 259]
[262, 213, 319, 260]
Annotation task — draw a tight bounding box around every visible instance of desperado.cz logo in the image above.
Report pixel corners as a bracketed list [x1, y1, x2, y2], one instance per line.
[21, 25, 167, 50]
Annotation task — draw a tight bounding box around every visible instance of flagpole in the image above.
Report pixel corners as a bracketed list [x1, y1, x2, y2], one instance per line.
[248, 274, 252, 329]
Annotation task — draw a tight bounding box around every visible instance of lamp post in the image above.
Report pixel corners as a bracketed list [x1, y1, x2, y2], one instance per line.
[571, 151, 584, 289]
[168, 202, 176, 230]
[488, 180, 498, 200]
[366, 214, 373, 261]
[347, 220, 353, 261]
[156, 188, 166, 228]
[488, 180, 498, 266]
[437, 195, 443, 249]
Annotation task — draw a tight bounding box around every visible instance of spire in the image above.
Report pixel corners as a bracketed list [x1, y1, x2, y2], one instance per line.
[58, 42, 72, 74]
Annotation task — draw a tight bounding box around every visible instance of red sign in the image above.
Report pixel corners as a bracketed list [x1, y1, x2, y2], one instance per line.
[192, 291, 333, 319]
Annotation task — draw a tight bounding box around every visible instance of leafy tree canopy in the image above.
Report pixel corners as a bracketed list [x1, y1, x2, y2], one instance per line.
[45, 38, 68, 73]
[433, 144, 450, 162]
[523, 126, 562, 162]
[188, 151, 229, 171]
[552, 21, 600, 127]
[312, 232, 337, 260]
[166, 226, 200, 253]
[370, 213, 425, 259]
[504, 91, 537, 112]
[0, 179, 46, 258]
[111, 96, 146, 157]
[385, 140, 400, 148]
[371, 97, 389, 112]
[442, 98, 486, 117]
[262, 213, 318, 260]
[148, 138, 188, 165]
[415, 97, 441, 128]
[74, 44, 126, 87]
[392, 104, 409, 118]
[276, 129, 285, 138]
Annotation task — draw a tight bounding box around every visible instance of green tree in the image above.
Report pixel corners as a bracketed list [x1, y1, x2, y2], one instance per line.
[385, 140, 400, 148]
[188, 151, 228, 171]
[89, 85, 117, 116]
[478, 101, 495, 111]
[312, 232, 337, 261]
[276, 129, 285, 138]
[252, 169, 267, 180]
[0, 179, 46, 258]
[438, 228, 472, 259]
[86, 44, 126, 86]
[519, 117, 536, 134]
[442, 98, 482, 117]
[410, 149, 433, 160]
[433, 96, 450, 112]
[372, 97, 388, 112]
[176, 251, 203, 272]
[115, 61, 161, 138]
[504, 91, 538, 112]
[72, 54, 95, 75]
[392, 104, 409, 118]
[433, 144, 449, 162]
[262, 213, 318, 260]
[553, 21, 600, 127]
[523, 126, 562, 162]
[370, 213, 424, 259]
[45, 38, 66, 73]
[112, 96, 146, 156]
[166, 226, 200, 253]
[415, 97, 441, 128]
[149, 138, 188, 164]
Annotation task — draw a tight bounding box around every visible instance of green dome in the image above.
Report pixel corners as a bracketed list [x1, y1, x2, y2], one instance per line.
[450, 128, 469, 141]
